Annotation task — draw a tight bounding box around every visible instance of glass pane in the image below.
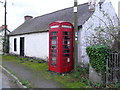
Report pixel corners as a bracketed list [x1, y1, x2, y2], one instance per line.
[51, 32, 57, 35]
[63, 32, 70, 35]
[62, 25, 72, 28]
[64, 54, 70, 57]
[63, 45, 70, 49]
[51, 62, 57, 66]
[52, 45, 57, 48]
[64, 50, 70, 53]
[52, 41, 57, 44]
[52, 54, 57, 57]
[51, 49, 57, 53]
[51, 57, 57, 66]
[51, 36, 57, 40]
[64, 41, 70, 44]
[52, 57, 56, 61]
[64, 36, 70, 40]
[50, 25, 59, 28]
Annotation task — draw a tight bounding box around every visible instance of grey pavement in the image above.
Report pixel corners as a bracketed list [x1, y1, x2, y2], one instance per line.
[2, 61, 65, 88]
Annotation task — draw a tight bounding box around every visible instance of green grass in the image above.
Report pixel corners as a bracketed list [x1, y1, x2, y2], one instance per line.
[2, 55, 91, 88]
[2, 55, 21, 62]
[2, 55, 118, 88]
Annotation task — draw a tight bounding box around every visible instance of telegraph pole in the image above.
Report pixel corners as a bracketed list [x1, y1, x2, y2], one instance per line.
[74, 0, 78, 71]
[4, 0, 7, 54]
[4, 0, 7, 39]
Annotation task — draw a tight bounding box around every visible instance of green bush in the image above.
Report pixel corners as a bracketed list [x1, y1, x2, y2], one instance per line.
[116, 83, 120, 88]
[86, 45, 110, 73]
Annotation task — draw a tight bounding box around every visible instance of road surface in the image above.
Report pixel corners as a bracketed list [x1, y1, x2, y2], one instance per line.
[0, 72, 19, 89]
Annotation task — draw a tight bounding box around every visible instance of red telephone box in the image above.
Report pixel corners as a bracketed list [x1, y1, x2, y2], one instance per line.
[48, 21, 74, 73]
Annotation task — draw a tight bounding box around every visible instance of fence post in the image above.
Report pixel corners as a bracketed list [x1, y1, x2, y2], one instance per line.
[106, 57, 109, 87]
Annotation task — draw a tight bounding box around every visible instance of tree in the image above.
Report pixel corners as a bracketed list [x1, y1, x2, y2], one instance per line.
[86, 10, 120, 52]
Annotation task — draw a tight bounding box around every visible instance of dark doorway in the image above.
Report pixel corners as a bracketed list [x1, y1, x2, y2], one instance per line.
[20, 37, 24, 56]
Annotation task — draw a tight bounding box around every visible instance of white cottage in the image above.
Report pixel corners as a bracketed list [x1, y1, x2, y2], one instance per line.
[9, 0, 119, 63]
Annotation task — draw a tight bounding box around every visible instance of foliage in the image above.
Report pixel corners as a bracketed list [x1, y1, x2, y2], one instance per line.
[86, 45, 110, 73]
[115, 83, 120, 88]
[2, 35, 9, 54]
[87, 26, 120, 49]
[86, 9, 120, 51]
[20, 79, 32, 88]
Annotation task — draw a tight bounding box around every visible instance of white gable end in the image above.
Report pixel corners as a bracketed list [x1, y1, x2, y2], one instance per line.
[78, 0, 119, 64]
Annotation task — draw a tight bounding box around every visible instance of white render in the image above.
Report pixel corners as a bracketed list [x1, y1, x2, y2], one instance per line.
[78, 0, 119, 64]
[9, 32, 49, 60]
[9, 0, 119, 63]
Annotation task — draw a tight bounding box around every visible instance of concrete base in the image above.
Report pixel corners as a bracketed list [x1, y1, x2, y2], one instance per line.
[89, 65, 102, 83]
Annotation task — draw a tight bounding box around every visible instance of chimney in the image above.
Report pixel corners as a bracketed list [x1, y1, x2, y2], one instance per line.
[88, 0, 97, 11]
[24, 15, 33, 21]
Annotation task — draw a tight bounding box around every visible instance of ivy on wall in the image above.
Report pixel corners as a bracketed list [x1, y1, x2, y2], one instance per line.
[86, 45, 110, 73]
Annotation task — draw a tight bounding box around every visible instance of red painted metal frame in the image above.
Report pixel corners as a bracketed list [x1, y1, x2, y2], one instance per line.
[48, 21, 74, 73]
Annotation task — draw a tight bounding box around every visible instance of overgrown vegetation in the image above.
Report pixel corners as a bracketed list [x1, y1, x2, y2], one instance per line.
[86, 10, 120, 52]
[86, 45, 110, 73]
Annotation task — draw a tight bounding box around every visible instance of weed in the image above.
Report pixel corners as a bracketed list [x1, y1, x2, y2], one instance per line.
[115, 83, 120, 88]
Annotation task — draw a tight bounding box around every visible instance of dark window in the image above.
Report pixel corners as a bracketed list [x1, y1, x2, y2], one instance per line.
[63, 32, 70, 35]
[51, 57, 57, 66]
[52, 45, 57, 49]
[51, 32, 58, 35]
[64, 50, 70, 53]
[51, 36, 57, 40]
[14, 38, 17, 51]
[64, 54, 70, 57]
[64, 36, 70, 40]
[52, 54, 57, 57]
[63, 45, 70, 49]
[51, 49, 57, 53]
[64, 41, 70, 44]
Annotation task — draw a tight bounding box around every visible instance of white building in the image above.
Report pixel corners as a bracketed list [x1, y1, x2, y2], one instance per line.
[9, 0, 119, 63]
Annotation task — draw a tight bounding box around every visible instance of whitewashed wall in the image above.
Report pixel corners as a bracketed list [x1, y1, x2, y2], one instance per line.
[9, 32, 49, 60]
[78, 0, 119, 64]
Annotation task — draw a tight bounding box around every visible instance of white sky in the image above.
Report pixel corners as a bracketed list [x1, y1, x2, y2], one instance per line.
[0, 0, 119, 31]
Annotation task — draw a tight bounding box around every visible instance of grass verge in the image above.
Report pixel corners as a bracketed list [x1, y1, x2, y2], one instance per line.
[3, 55, 119, 88]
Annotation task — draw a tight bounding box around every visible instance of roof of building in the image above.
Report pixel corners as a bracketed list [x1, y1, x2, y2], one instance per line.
[9, 3, 94, 36]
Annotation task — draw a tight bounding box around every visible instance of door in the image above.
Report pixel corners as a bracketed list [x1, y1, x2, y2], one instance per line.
[20, 37, 24, 56]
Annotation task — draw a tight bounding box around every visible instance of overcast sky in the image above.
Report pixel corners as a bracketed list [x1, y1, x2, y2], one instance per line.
[0, 0, 119, 31]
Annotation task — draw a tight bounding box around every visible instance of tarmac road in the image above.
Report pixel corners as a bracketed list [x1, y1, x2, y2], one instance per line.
[1, 72, 19, 89]
[2, 61, 65, 88]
